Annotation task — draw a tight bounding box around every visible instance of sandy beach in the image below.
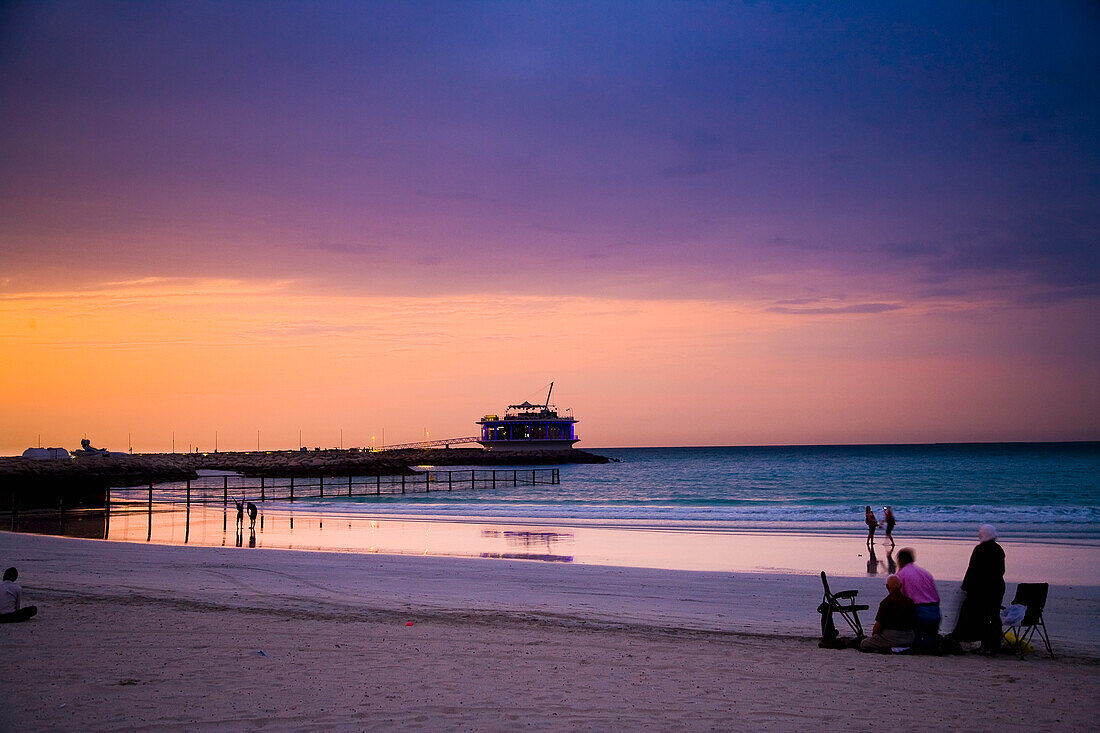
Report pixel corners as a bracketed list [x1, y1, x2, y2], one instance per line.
[1, 531, 1097, 731]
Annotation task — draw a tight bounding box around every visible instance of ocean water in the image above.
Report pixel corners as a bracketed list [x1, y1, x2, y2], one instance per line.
[288, 443, 1100, 540]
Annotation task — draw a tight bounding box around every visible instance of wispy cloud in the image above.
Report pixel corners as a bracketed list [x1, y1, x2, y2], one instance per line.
[306, 242, 388, 256]
[767, 302, 902, 315]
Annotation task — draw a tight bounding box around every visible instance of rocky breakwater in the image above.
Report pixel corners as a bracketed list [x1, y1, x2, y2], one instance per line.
[0, 447, 608, 509]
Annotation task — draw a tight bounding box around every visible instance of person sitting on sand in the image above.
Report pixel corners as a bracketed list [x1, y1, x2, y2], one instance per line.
[896, 548, 940, 650]
[864, 506, 878, 544]
[883, 506, 896, 546]
[0, 567, 38, 623]
[859, 574, 915, 652]
[247, 502, 258, 530]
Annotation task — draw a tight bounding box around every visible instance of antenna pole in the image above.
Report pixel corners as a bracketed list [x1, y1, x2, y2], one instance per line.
[546, 381, 554, 407]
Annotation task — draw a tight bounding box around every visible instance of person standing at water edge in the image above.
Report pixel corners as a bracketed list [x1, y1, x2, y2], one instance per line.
[948, 524, 1005, 655]
[884, 506, 896, 546]
[0, 567, 38, 623]
[896, 548, 940, 651]
[247, 502, 258, 530]
[864, 506, 878, 544]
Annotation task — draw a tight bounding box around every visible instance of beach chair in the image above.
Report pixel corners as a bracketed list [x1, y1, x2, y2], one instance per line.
[817, 571, 868, 644]
[1002, 583, 1054, 659]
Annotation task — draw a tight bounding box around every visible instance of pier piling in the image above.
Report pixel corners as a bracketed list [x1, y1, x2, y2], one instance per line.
[104, 468, 558, 512]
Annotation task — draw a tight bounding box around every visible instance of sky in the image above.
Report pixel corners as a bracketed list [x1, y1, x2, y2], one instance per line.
[1, 1, 1098, 453]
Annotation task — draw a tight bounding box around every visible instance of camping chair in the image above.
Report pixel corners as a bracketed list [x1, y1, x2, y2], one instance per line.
[818, 571, 868, 645]
[1003, 582, 1054, 659]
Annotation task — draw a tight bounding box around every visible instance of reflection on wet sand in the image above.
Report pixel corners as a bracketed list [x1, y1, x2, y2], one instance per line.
[480, 529, 574, 562]
[863, 544, 898, 576]
[866, 544, 879, 575]
[479, 552, 573, 562]
[98, 500, 579, 563]
[4, 500, 1098, 585]
[2, 509, 109, 540]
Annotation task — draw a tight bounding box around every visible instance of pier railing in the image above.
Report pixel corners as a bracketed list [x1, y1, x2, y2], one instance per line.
[109, 468, 560, 507]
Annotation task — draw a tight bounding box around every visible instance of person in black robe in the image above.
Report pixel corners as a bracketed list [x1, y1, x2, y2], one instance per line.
[948, 524, 1005, 654]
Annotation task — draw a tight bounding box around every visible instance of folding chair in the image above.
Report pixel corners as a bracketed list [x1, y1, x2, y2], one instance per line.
[818, 571, 868, 644]
[1003, 582, 1054, 659]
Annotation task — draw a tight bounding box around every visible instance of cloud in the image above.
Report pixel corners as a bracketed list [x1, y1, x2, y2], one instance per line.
[891, 213, 1100, 303]
[767, 302, 902, 315]
[529, 224, 573, 235]
[658, 158, 734, 178]
[247, 320, 376, 339]
[772, 297, 823, 306]
[307, 242, 387, 256]
[915, 287, 966, 299]
[764, 237, 821, 251]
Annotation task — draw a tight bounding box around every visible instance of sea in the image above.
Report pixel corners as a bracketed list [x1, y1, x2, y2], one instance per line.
[272, 443, 1100, 540]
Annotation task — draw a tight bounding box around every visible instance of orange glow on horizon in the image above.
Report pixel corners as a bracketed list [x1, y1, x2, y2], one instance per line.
[1, 277, 1096, 455]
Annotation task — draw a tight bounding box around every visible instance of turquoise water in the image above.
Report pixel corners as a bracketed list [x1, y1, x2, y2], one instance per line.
[118, 443, 1100, 540]
[307, 443, 1100, 539]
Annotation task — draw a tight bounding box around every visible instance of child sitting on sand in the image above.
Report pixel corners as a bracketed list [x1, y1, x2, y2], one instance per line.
[0, 567, 38, 623]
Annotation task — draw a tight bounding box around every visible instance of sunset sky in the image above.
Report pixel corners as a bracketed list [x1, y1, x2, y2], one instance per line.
[1, 1, 1098, 454]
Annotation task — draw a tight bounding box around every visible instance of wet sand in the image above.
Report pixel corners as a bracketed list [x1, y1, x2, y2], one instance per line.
[95, 500, 1100, 584]
[0, 531, 1098, 730]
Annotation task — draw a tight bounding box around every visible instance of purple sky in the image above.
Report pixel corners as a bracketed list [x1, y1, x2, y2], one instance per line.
[3, 1, 1096, 302]
[0, 2, 1097, 449]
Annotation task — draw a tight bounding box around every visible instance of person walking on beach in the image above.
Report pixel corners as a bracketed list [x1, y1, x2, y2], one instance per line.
[860, 574, 916, 652]
[896, 548, 940, 651]
[235, 499, 244, 529]
[247, 502, 258, 530]
[884, 506, 896, 546]
[946, 524, 1005, 655]
[0, 567, 38, 623]
[864, 506, 878, 544]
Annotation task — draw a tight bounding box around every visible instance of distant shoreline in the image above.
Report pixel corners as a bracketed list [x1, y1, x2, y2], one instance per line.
[586, 440, 1100, 450]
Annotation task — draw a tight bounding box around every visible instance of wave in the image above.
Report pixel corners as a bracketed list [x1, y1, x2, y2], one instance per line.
[251, 497, 1100, 529]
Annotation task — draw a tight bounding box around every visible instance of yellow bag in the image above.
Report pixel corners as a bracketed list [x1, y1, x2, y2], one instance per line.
[1003, 631, 1033, 654]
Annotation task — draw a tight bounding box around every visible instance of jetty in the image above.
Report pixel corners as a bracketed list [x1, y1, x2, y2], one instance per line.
[113, 468, 561, 507]
[0, 447, 607, 511]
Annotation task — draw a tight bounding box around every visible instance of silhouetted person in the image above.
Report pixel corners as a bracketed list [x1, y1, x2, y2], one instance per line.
[0, 567, 38, 623]
[884, 506, 896, 546]
[947, 524, 1005, 655]
[860, 574, 916, 652]
[247, 502, 258, 530]
[865, 506, 878, 544]
[235, 500, 244, 529]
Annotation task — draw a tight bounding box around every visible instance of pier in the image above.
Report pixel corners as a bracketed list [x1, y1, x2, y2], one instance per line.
[110, 468, 561, 508]
[6, 468, 562, 543]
